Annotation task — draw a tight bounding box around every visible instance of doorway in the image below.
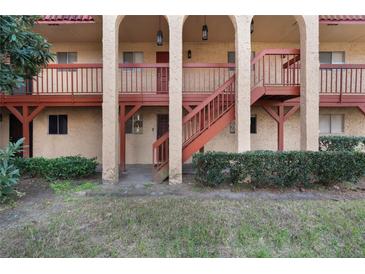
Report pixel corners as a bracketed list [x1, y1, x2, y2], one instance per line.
[156, 52, 169, 93]
[157, 114, 169, 138]
[9, 114, 33, 157]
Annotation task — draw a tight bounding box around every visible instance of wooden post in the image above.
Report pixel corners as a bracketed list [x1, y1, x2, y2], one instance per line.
[278, 105, 284, 151]
[119, 104, 126, 172]
[22, 105, 30, 158]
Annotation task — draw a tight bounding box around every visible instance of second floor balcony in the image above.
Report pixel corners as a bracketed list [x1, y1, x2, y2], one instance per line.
[2, 53, 365, 103]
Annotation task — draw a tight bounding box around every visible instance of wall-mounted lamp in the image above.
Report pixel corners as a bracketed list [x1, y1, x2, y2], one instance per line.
[156, 16, 163, 46]
[188, 50, 192, 59]
[202, 16, 208, 41]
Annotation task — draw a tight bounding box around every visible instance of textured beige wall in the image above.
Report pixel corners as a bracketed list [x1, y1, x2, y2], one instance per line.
[0, 109, 9, 148]
[125, 106, 168, 164]
[33, 107, 102, 161]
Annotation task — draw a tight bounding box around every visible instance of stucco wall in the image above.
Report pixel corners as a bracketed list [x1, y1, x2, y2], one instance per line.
[125, 106, 168, 164]
[32, 107, 102, 161]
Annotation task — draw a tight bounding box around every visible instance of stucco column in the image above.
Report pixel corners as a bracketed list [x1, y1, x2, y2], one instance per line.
[167, 16, 183, 184]
[235, 16, 252, 152]
[102, 16, 120, 183]
[297, 16, 319, 151]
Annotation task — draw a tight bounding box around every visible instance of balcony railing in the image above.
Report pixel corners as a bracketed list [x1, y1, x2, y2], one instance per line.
[119, 63, 169, 94]
[251, 48, 301, 89]
[2, 61, 365, 99]
[320, 64, 365, 96]
[183, 63, 235, 93]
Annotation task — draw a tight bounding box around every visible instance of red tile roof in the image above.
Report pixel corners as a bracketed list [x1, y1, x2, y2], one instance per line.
[319, 15, 365, 24]
[38, 15, 94, 24]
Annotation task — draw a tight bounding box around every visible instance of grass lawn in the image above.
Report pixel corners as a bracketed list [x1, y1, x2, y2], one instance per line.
[0, 194, 364, 257]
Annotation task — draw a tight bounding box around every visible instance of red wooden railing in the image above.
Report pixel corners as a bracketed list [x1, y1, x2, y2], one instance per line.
[251, 48, 301, 88]
[320, 64, 365, 96]
[152, 74, 236, 170]
[183, 63, 235, 93]
[119, 63, 169, 93]
[182, 75, 235, 145]
[34, 64, 102, 95]
[152, 132, 169, 171]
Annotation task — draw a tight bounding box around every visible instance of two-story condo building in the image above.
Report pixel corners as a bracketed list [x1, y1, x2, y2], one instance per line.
[1, 15, 365, 183]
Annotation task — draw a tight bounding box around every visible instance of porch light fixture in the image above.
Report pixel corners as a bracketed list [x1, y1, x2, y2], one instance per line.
[188, 50, 192, 59]
[250, 19, 254, 34]
[202, 16, 208, 41]
[156, 16, 163, 46]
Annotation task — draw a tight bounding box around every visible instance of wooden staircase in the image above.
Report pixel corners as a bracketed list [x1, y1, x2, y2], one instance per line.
[152, 48, 301, 182]
[152, 75, 235, 182]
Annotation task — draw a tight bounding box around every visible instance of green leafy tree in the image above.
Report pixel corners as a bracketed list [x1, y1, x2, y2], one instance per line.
[0, 16, 54, 93]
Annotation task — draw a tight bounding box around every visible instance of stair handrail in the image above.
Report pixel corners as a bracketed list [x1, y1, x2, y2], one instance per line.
[182, 74, 236, 124]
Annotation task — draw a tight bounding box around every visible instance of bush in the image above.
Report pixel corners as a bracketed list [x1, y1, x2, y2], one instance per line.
[16, 156, 97, 181]
[0, 139, 24, 202]
[319, 136, 365, 152]
[193, 151, 365, 188]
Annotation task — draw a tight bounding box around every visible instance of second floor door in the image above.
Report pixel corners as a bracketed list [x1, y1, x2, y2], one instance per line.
[156, 52, 169, 94]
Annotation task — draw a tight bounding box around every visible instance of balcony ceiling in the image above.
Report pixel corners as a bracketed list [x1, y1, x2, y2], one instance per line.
[320, 24, 365, 42]
[251, 16, 300, 43]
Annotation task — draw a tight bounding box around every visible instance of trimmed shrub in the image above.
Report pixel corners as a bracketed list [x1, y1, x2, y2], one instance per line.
[319, 136, 365, 152]
[15, 156, 97, 181]
[193, 151, 365, 188]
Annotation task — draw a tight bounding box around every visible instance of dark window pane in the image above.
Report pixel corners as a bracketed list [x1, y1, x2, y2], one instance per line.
[57, 52, 68, 64]
[58, 115, 68, 134]
[123, 52, 133, 64]
[67, 52, 77, 64]
[49, 115, 58, 134]
[125, 118, 132, 134]
[228, 51, 235, 64]
[250, 116, 257, 134]
[319, 52, 332, 64]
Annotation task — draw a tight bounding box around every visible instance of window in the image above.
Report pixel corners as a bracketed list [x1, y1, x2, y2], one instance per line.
[250, 116, 257, 134]
[123, 52, 144, 64]
[49, 115, 68, 135]
[319, 51, 345, 64]
[319, 114, 344, 134]
[57, 52, 77, 64]
[125, 113, 143, 134]
[227, 51, 235, 72]
[229, 116, 257, 134]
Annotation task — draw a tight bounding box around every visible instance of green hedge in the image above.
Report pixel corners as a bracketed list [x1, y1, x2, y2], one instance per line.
[15, 156, 97, 181]
[193, 151, 365, 188]
[319, 136, 365, 152]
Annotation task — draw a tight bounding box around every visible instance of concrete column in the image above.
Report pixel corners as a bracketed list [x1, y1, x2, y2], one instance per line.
[234, 16, 252, 152]
[167, 16, 183, 184]
[102, 15, 120, 183]
[296, 16, 319, 151]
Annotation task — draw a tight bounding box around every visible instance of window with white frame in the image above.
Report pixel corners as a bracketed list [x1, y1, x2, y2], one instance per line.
[319, 114, 344, 134]
[123, 52, 144, 64]
[57, 52, 77, 64]
[319, 51, 345, 64]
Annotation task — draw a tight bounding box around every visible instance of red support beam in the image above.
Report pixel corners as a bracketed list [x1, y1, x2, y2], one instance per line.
[6, 105, 24, 123]
[119, 104, 126, 172]
[263, 104, 300, 151]
[358, 105, 365, 116]
[124, 103, 142, 122]
[183, 104, 193, 113]
[22, 105, 30, 158]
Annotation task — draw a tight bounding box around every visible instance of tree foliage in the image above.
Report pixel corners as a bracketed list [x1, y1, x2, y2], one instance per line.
[0, 16, 54, 93]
